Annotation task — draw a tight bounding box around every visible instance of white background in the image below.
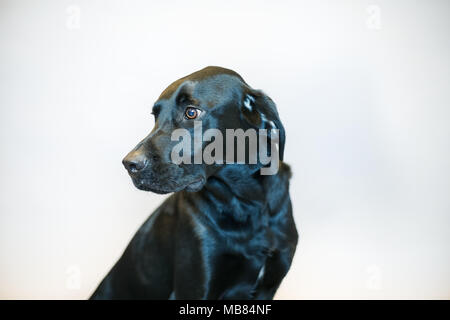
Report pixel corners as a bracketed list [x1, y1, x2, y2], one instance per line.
[1, 0, 449, 299]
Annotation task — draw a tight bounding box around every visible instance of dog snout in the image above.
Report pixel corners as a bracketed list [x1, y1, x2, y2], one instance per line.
[123, 150, 148, 174]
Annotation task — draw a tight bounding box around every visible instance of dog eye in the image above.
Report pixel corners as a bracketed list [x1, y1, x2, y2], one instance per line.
[184, 106, 202, 120]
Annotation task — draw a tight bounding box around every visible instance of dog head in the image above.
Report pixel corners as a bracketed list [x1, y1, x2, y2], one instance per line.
[122, 66, 285, 194]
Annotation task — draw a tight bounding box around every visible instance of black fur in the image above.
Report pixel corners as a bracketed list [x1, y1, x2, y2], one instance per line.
[90, 66, 298, 299]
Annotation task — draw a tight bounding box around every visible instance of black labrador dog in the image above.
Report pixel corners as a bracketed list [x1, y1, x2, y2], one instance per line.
[90, 66, 298, 299]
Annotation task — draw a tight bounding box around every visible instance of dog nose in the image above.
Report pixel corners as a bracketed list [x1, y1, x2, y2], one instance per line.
[123, 151, 147, 173]
[123, 158, 145, 173]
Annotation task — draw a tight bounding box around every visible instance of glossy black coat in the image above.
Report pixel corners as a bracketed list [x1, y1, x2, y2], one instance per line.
[90, 67, 298, 299]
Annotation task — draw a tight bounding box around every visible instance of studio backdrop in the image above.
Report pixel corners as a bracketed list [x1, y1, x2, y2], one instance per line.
[0, 0, 449, 299]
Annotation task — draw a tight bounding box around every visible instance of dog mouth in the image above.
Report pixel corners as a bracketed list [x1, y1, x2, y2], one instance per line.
[131, 176, 205, 194]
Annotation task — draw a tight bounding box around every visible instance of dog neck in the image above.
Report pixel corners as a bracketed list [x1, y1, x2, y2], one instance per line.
[197, 168, 265, 225]
[205, 164, 266, 202]
[192, 163, 291, 225]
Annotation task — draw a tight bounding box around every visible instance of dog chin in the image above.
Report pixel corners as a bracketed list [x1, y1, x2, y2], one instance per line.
[131, 177, 205, 194]
[131, 178, 171, 194]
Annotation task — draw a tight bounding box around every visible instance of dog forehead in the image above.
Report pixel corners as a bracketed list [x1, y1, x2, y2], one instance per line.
[157, 66, 245, 103]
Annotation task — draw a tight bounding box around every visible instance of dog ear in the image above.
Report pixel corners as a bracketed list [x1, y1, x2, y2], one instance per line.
[240, 90, 286, 161]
